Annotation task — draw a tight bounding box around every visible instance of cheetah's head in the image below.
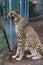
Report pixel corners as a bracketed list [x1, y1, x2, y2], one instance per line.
[8, 10, 19, 22]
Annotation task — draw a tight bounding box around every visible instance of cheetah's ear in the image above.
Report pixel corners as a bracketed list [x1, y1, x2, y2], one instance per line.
[15, 10, 19, 14]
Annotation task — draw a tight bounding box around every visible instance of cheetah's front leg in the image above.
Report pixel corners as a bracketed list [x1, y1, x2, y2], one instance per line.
[12, 46, 24, 61]
[16, 51, 24, 61]
[12, 47, 20, 59]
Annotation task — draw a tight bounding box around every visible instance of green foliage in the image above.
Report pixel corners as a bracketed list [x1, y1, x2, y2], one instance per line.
[0, 5, 4, 17]
[0, 36, 7, 50]
[0, 0, 9, 18]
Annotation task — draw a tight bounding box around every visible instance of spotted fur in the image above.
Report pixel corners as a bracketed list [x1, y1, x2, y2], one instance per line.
[8, 11, 43, 61]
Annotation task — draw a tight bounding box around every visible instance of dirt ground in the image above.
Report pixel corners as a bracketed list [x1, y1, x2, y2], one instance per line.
[1, 58, 43, 65]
